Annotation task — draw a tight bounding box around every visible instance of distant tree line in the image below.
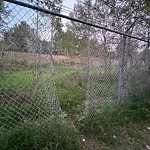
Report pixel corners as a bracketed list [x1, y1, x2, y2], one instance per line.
[0, 0, 149, 58]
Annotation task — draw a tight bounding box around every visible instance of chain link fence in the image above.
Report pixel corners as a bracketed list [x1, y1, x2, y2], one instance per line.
[0, 0, 150, 133]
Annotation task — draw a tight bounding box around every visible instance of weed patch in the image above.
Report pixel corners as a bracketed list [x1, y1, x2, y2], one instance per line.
[0, 119, 81, 150]
[76, 94, 150, 149]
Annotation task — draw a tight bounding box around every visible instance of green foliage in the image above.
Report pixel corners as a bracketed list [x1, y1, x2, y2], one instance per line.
[56, 30, 87, 55]
[0, 59, 29, 74]
[69, 0, 94, 38]
[0, 70, 33, 103]
[0, 59, 149, 149]
[0, 100, 51, 129]
[145, 0, 150, 12]
[0, 0, 10, 30]
[55, 69, 85, 114]
[58, 85, 85, 114]
[0, 63, 85, 131]
[0, 120, 80, 150]
[0, 123, 38, 150]
[29, 0, 62, 12]
[0, 70, 52, 129]
[2, 21, 37, 52]
[0, 65, 81, 149]
[77, 94, 150, 146]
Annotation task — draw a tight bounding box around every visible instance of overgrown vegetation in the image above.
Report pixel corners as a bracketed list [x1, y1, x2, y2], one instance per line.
[1, 0, 150, 149]
[0, 119, 81, 150]
[77, 92, 150, 149]
[0, 60, 150, 150]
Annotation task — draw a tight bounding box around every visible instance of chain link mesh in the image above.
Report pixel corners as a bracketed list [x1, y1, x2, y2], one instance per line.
[0, 2, 62, 132]
[0, 1, 149, 132]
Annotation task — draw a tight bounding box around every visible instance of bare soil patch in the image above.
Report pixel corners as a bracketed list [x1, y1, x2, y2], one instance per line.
[2, 51, 118, 68]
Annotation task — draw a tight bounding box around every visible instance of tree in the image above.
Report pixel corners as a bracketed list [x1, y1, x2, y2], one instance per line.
[68, 0, 117, 76]
[28, 0, 63, 53]
[0, 1, 4, 28]
[2, 21, 37, 52]
[68, 0, 95, 38]
[41, 40, 50, 54]
[0, 0, 10, 34]
[92, 0, 149, 99]
[67, 0, 149, 107]
[56, 30, 87, 55]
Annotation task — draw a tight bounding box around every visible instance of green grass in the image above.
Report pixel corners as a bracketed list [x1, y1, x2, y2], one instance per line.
[0, 59, 29, 72]
[0, 99, 52, 129]
[1, 60, 150, 150]
[0, 119, 81, 150]
[76, 93, 150, 149]
[1, 67, 85, 115]
[0, 62, 86, 131]
[55, 69, 85, 115]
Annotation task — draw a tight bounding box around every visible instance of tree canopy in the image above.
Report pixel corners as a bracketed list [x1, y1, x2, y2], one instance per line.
[2, 21, 37, 52]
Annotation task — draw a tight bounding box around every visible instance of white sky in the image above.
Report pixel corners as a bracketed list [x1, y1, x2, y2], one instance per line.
[63, 0, 76, 9]
[62, 0, 77, 28]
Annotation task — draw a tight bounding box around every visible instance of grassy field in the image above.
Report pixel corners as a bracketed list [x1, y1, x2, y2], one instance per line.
[0, 59, 150, 150]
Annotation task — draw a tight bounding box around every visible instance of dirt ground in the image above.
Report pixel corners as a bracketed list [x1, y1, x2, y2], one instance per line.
[1, 51, 118, 68]
[82, 125, 150, 150]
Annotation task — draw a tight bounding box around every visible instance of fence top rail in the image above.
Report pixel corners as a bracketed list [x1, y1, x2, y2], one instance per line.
[4, 0, 150, 44]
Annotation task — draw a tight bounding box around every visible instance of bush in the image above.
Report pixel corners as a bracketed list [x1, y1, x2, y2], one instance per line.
[0, 119, 81, 150]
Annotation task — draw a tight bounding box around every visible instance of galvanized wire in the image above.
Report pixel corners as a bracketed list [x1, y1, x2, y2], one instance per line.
[0, 0, 149, 131]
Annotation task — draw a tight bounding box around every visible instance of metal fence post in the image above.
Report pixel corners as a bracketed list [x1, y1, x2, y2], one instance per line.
[118, 31, 126, 102]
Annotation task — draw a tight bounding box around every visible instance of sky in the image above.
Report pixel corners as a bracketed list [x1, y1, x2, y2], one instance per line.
[62, 0, 75, 27]
[3, 0, 78, 40]
[62, 0, 77, 28]
[4, 0, 77, 29]
[63, 0, 76, 9]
